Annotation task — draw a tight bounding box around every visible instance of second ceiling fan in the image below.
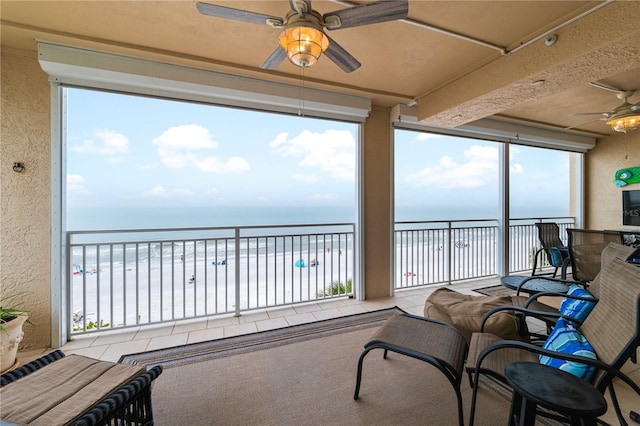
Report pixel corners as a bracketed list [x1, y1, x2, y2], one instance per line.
[196, 0, 409, 73]
[570, 82, 640, 133]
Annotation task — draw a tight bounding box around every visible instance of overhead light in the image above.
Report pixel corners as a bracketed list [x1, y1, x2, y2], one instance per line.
[279, 25, 328, 68]
[606, 114, 640, 133]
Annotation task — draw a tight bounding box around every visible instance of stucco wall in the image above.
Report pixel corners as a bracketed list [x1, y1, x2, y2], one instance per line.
[1, 46, 51, 349]
[585, 131, 640, 230]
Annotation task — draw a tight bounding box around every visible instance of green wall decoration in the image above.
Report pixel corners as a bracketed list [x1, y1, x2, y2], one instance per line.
[614, 166, 640, 187]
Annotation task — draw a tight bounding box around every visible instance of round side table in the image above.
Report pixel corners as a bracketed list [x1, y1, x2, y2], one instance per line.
[500, 275, 570, 295]
[505, 361, 607, 426]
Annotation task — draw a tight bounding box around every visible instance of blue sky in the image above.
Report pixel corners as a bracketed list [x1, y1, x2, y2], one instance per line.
[67, 88, 357, 210]
[395, 130, 571, 219]
[67, 88, 570, 222]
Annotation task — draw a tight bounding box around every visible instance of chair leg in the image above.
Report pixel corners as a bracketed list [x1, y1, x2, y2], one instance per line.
[469, 369, 482, 426]
[531, 249, 542, 276]
[454, 381, 465, 426]
[355, 344, 465, 426]
[353, 347, 373, 400]
[561, 257, 571, 280]
[607, 383, 629, 426]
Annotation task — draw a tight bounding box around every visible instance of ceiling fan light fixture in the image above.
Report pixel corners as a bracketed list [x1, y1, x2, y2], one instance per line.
[279, 25, 329, 68]
[606, 114, 640, 133]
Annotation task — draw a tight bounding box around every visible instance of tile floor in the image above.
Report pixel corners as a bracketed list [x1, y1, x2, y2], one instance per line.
[19, 279, 496, 363]
[15, 277, 640, 424]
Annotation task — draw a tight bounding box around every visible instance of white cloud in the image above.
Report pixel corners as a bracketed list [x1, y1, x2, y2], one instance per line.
[71, 129, 129, 157]
[405, 145, 499, 189]
[269, 129, 355, 180]
[153, 124, 218, 150]
[510, 163, 524, 174]
[206, 187, 219, 195]
[67, 174, 86, 193]
[415, 133, 440, 141]
[144, 186, 170, 198]
[153, 124, 249, 173]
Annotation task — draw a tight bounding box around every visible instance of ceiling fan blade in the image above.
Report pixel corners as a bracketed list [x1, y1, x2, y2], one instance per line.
[589, 81, 625, 94]
[569, 112, 610, 117]
[324, 0, 408, 30]
[196, 2, 283, 26]
[324, 36, 361, 73]
[290, 0, 312, 14]
[261, 47, 287, 69]
[564, 118, 606, 131]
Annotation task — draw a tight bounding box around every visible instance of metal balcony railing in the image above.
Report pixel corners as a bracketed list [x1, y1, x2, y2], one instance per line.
[67, 224, 354, 335]
[67, 216, 575, 335]
[393, 217, 575, 289]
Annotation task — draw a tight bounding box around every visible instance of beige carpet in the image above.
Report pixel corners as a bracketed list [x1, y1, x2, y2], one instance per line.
[120, 308, 527, 426]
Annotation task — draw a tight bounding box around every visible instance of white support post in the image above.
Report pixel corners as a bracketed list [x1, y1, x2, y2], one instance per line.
[497, 143, 510, 276]
[50, 83, 68, 348]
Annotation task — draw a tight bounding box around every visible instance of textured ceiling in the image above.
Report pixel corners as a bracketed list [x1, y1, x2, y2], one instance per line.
[2, 0, 639, 136]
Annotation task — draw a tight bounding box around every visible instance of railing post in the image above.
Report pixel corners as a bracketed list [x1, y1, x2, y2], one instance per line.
[234, 227, 241, 317]
[447, 221, 452, 285]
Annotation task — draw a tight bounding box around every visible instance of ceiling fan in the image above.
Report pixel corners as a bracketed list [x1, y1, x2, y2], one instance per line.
[196, 0, 409, 73]
[569, 82, 640, 133]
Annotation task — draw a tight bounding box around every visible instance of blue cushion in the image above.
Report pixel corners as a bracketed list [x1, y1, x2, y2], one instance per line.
[559, 284, 596, 326]
[548, 246, 569, 266]
[540, 318, 597, 381]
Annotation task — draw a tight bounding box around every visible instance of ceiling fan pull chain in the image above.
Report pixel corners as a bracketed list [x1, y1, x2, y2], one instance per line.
[625, 133, 628, 160]
[299, 66, 305, 117]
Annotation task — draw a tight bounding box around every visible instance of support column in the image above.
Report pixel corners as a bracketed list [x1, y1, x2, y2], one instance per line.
[362, 106, 393, 299]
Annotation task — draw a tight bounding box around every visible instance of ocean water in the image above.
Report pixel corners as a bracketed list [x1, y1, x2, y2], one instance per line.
[67, 205, 568, 231]
[67, 206, 357, 231]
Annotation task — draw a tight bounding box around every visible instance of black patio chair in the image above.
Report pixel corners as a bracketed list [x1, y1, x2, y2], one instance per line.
[467, 243, 640, 426]
[531, 222, 570, 279]
[567, 228, 623, 284]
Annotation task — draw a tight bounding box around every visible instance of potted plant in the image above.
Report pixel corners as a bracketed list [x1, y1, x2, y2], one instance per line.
[1, 293, 30, 373]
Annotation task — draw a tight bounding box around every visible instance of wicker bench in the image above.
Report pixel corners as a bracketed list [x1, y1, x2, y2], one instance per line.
[0, 350, 162, 426]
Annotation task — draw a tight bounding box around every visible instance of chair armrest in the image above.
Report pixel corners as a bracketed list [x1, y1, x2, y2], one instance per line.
[524, 291, 598, 308]
[72, 365, 163, 426]
[473, 339, 640, 397]
[0, 349, 65, 386]
[524, 291, 567, 305]
[479, 306, 564, 333]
